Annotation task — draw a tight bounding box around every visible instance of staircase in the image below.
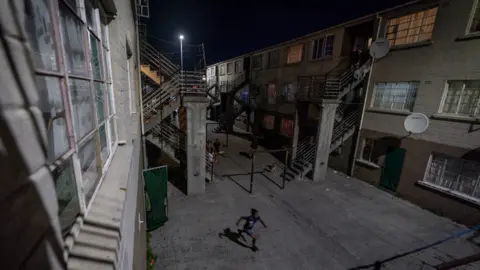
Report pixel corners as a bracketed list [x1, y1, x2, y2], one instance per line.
[277, 59, 372, 181]
[148, 120, 186, 163]
[141, 64, 162, 85]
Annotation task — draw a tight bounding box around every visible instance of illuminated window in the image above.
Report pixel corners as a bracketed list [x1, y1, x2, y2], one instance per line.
[287, 44, 303, 64]
[386, 7, 438, 47]
[280, 119, 294, 137]
[263, 115, 275, 130]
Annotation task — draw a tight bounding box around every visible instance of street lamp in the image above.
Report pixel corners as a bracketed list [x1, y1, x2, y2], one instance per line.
[179, 35, 184, 72]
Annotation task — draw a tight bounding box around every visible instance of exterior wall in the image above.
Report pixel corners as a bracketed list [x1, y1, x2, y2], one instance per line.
[363, 0, 480, 149]
[0, 0, 65, 268]
[357, 0, 480, 225]
[0, 0, 145, 268]
[355, 129, 480, 226]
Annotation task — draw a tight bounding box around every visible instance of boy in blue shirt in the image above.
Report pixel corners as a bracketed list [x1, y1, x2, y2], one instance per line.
[236, 208, 267, 251]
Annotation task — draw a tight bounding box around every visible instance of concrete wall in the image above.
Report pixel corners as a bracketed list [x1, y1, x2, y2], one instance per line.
[109, 0, 141, 144]
[363, 0, 480, 149]
[356, 0, 480, 226]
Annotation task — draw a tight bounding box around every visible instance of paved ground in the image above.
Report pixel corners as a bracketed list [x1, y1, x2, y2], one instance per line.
[151, 124, 480, 270]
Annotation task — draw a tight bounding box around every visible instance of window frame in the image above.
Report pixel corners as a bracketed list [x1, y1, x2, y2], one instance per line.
[466, 0, 480, 35]
[234, 60, 242, 73]
[252, 54, 263, 70]
[267, 50, 280, 68]
[360, 138, 376, 163]
[385, 7, 438, 47]
[370, 81, 419, 112]
[420, 152, 480, 204]
[438, 80, 480, 117]
[219, 64, 226, 75]
[226, 62, 234, 74]
[286, 44, 304, 64]
[27, 0, 119, 230]
[263, 115, 275, 130]
[279, 118, 294, 137]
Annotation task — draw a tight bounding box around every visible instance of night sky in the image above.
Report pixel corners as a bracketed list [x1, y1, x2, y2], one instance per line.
[144, 0, 412, 66]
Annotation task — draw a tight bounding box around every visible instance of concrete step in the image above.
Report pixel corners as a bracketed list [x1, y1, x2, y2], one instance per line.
[67, 256, 114, 270]
[70, 243, 116, 264]
[76, 228, 119, 251]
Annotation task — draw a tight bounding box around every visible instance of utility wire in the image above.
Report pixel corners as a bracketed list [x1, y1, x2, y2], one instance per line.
[146, 34, 203, 48]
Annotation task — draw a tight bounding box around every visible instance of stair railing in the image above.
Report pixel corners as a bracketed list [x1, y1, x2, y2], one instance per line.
[331, 109, 359, 144]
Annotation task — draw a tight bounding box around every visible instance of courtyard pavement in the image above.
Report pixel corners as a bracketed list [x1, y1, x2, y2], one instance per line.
[150, 123, 480, 270]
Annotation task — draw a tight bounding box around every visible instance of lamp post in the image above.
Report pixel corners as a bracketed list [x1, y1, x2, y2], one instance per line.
[179, 35, 184, 71]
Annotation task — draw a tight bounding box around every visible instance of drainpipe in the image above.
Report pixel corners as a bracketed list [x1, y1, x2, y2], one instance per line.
[347, 14, 381, 177]
[135, 18, 148, 170]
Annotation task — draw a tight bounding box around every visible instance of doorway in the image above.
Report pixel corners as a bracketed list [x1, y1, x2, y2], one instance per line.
[379, 148, 406, 192]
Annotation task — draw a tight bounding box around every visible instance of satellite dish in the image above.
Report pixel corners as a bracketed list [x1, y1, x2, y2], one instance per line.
[404, 113, 429, 134]
[370, 38, 390, 59]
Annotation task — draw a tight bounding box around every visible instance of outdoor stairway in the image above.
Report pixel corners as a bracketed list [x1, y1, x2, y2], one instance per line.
[141, 64, 162, 85]
[147, 120, 186, 163]
[142, 70, 207, 134]
[276, 59, 371, 181]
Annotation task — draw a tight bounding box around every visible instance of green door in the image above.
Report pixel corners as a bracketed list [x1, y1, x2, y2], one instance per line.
[144, 166, 169, 231]
[380, 148, 406, 192]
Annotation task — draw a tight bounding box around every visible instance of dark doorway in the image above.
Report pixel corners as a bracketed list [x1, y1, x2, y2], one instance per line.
[379, 148, 406, 192]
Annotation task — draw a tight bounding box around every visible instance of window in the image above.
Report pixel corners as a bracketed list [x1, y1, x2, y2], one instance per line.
[60, 2, 87, 75]
[283, 83, 296, 101]
[227, 62, 234, 74]
[267, 50, 279, 67]
[235, 60, 242, 73]
[423, 153, 480, 200]
[54, 158, 80, 232]
[25, 0, 118, 233]
[312, 35, 335, 60]
[267, 84, 277, 104]
[263, 115, 275, 129]
[253, 54, 263, 69]
[220, 81, 227, 92]
[360, 138, 378, 163]
[280, 119, 294, 137]
[468, 1, 480, 34]
[312, 38, 324, 60]
[325, 35, 335, 56]
[441, 81, 480, 117]
[372, 82, 418, 111]
[220, 64, 226, 75]
[287, 44, 303, 64]
[386, 7, 438, 47]
[79, 138, 100, 205]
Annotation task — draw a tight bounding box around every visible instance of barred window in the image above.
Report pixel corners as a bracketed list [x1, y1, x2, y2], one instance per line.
[441, 80, 480, 117]
[423, 153, 480, 200]
[372, 82, 418, 111]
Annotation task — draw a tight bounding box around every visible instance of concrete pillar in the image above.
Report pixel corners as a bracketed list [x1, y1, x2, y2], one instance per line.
[312, 102, 338, 182]
[184, 96, 209, 194]
[291, 110, 300, 160]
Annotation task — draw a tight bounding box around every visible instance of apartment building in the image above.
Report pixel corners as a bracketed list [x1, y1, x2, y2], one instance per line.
[207, 13, 375, 169]
[1, 0, 146, 269]
[355, 0, 480, 225]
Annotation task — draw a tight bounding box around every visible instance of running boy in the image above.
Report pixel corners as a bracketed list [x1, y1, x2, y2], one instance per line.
[236, 208, 267, 251]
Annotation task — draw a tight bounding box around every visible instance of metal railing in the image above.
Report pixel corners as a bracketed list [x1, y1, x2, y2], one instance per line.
[151, 121, 186, 153]
[180, 71, 207, 96]
[331, 109, 359, 143]
[143, 74, 181, 120]
[140, 38, 179, 77]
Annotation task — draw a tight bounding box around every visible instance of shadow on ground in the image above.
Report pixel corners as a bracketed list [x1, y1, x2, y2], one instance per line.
[219, 228, 253, 250]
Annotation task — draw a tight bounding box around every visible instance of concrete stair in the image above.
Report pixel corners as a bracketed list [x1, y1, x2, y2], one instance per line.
[144, 97, 181, 133]
[141, 64, 161, 85]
